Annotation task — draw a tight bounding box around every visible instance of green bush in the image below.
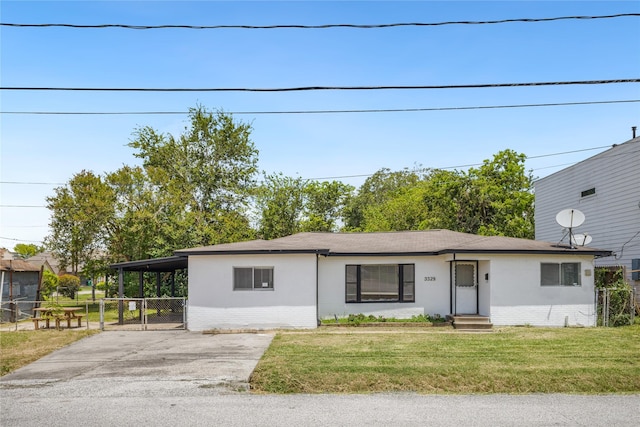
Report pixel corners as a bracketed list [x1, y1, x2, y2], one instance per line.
[57, 274, 81, 299]
[40, 270, 59, 299]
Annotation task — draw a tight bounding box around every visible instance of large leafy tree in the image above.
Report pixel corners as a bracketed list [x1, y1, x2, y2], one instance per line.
[46, 170, 115, 274]
[352, 150, 534, 238]
[343, 168, 423, 231]
[127, 106, 258, 252]
[301, 180, 354, 233]
[255, 173, 306, 240]
[256, 175, 354, 239]
[105, 165, 162, 261]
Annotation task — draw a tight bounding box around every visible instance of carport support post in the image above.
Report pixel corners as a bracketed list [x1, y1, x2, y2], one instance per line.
[138, 271, 144, 298]
[118, 267, 124, 325]
[156, 272, 161, 316]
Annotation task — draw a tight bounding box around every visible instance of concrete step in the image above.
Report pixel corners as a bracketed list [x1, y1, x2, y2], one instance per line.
[449, 315, 493, 330]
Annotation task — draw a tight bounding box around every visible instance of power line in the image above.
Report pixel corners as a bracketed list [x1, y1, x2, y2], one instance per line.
[0, 181, 65, 185]
[2, 99, 638, 116]
[0, 236, 44, 243]
[0, 144, 619, 188]
[2, 14, 638, 30]
[2, 79, 638, 92]
[0, 205, 47, 208]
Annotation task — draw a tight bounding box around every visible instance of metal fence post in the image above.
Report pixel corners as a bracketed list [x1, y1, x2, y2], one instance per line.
[99, 299, 104, 331]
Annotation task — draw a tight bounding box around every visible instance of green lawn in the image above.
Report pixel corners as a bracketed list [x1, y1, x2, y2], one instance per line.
[250, 325, 640, 394]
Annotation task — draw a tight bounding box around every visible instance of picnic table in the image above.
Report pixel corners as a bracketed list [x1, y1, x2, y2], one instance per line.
[32, 307, 85, 329]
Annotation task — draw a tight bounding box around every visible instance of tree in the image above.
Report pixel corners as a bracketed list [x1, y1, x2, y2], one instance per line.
[348, 150, 534, 238]
[46, 170, 115, 274]
[301, 181, 354, 232]
[57, 274, 81, 299]
[464, 149, 534, 238]
[343, 168, 423, 231]
[40, 269, 59, 299]
[255, 175, 354, 239]
[255, 173, 306, 240]
[13, 243, 43, 259]
[105, 165, 162, 261]
[128, 106, 258, 252]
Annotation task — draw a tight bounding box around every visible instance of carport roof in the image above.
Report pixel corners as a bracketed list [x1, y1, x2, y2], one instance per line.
[110, 256, 187, 272]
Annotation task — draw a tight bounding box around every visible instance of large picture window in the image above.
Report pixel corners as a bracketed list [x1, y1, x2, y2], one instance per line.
[233, 267, 274, 290]
[345, 264, 414, 303]
[540, 263, 581, 286]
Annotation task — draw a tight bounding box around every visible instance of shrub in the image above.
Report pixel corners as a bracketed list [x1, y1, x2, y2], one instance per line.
[57, 274, 81, 299]
[40, 269, 59, 299]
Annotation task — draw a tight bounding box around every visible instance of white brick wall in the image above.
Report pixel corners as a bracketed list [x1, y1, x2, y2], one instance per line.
[188, 304, 317, 331]
[490, 304, 596, 327]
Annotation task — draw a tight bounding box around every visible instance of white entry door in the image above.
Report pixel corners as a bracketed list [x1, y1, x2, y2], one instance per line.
[454, 263, 478, 314]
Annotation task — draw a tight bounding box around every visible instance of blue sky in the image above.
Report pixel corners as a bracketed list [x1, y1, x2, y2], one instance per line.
[1, 1, 639, 248]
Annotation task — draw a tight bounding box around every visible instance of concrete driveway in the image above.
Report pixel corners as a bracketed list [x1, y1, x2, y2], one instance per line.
[1, 330, 274, 392]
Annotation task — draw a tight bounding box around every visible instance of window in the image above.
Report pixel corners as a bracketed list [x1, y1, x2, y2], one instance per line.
[345, 264, 414, 303]
[233, 267, 274, 290]
[541, 263, 581, 286]
[455, 263, 476, 287]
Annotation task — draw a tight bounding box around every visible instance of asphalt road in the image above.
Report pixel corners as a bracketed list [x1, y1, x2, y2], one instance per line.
[1, 331, 638, 426]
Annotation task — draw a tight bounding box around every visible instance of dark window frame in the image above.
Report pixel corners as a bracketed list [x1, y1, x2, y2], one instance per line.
[345, 263, 415, 303]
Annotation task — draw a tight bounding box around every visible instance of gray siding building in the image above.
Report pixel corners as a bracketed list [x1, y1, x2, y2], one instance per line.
[534, 136, 640, 295]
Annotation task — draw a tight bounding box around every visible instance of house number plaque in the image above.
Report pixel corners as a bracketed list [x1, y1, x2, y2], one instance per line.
[424, 276, 436, 281]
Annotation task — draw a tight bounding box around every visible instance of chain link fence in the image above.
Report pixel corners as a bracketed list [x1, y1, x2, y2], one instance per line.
[100, 298, 186, 331]
[596, 288, 636, 327]
[0, 298, 186, 331]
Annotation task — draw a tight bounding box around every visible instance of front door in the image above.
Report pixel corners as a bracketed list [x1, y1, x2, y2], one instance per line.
[453, 262, 478, 315]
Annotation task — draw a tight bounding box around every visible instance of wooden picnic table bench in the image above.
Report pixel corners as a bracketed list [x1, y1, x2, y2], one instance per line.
[32, 307, 84, 329]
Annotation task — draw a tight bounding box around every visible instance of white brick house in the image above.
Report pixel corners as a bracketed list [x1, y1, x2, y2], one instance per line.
[172, 230, 609, 330]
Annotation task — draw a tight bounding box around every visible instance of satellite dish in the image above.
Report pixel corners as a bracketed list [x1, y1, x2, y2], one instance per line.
[556, 209, 585, 228]
[571, 233, 592, 247]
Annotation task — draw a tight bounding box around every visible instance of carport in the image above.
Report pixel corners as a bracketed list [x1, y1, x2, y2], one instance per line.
[109, 256, 188, 325]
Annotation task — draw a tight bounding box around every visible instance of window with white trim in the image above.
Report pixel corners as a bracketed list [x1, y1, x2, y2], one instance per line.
[540, 263, 581, 286]
[345, 264, 415, 303]
[233, 267, 274, 290]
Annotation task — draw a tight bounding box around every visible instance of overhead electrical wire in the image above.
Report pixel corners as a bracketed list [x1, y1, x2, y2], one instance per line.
[2, 79, 638, 93]
[2, 99, 638, 116]
[0, 145, 615, 188]
[2, 14, 638, 30]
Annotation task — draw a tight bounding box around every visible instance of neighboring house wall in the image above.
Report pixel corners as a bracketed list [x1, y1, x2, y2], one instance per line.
[187, 254, 317, 331]
[534, 137, 640, 297]
[487, 254, 596, 327]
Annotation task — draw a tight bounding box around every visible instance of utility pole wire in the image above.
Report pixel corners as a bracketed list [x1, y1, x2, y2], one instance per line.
[1, 99, 638, 116]
[1, 14, 638, 30]
[1, 79, 639, 92]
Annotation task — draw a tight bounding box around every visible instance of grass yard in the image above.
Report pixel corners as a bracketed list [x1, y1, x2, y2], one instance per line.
[250, 325, 640, 394]
[0, 329, 99, 376]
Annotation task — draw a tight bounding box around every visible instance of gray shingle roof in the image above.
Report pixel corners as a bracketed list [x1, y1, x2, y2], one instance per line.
[175, 230, 610, 256]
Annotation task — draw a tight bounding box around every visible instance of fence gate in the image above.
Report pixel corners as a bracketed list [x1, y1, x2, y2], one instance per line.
[100, 298, 186, 331]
